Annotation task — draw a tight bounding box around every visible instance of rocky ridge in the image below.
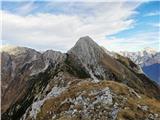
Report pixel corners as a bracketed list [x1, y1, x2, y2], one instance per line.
[1, 36, 160, 120]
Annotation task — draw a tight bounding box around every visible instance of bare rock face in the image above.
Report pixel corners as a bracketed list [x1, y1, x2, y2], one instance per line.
[1, 46, 41, 114]
[1, 37, 160, 120]
[67, 36, 132, 81]
[1, 46, 66, 120]
[67, 36, 160, 98]
[42, 50, 66, 63]
[67, 36, 108, 80]
[67, 36, 127, 81]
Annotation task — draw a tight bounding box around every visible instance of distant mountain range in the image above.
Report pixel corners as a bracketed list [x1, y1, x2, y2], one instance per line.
[1, 37, 160, 120]
[119, 48, 160, 84]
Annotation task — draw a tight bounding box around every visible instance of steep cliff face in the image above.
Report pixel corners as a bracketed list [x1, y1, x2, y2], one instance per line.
[1, 37, 160, 120]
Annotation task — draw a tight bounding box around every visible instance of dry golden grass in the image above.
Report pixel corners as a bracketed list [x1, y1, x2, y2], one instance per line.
[118, 109, 135, 120]
[37, 80, 129, 119]
[36, 80, 160, 120]
[118, 94, 160, 120]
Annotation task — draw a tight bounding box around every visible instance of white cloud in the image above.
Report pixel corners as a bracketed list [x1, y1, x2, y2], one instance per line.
[15, 1, 36, 15]
[152, 23, 160, 27]
[2, 2, 142, 52]
[99, 31, 160, 52]
[144, 11, 160, 16]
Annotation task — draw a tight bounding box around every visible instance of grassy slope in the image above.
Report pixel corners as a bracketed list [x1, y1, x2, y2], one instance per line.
[36, 80, 160, 120]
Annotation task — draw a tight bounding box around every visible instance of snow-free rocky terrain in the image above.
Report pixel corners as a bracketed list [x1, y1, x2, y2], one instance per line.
[1, 36, 160, 120]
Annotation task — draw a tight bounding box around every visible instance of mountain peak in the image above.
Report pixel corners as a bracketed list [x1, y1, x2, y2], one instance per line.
[75, 36, 97, 46]
[79, 35, 92, 40]
[67, 36, 106, 81]
[143, 47, 157, 54]
[2, 37, 160, 120]
[68, 36, 104, 56]
[0, 45, 30, 55]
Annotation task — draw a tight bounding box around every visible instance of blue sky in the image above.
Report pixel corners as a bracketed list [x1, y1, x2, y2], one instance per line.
[109, 1, 159, 38]
[1, 1, 160, 52]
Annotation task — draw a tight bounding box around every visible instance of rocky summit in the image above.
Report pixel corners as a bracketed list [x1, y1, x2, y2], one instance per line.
[1, 36, 160, 120]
